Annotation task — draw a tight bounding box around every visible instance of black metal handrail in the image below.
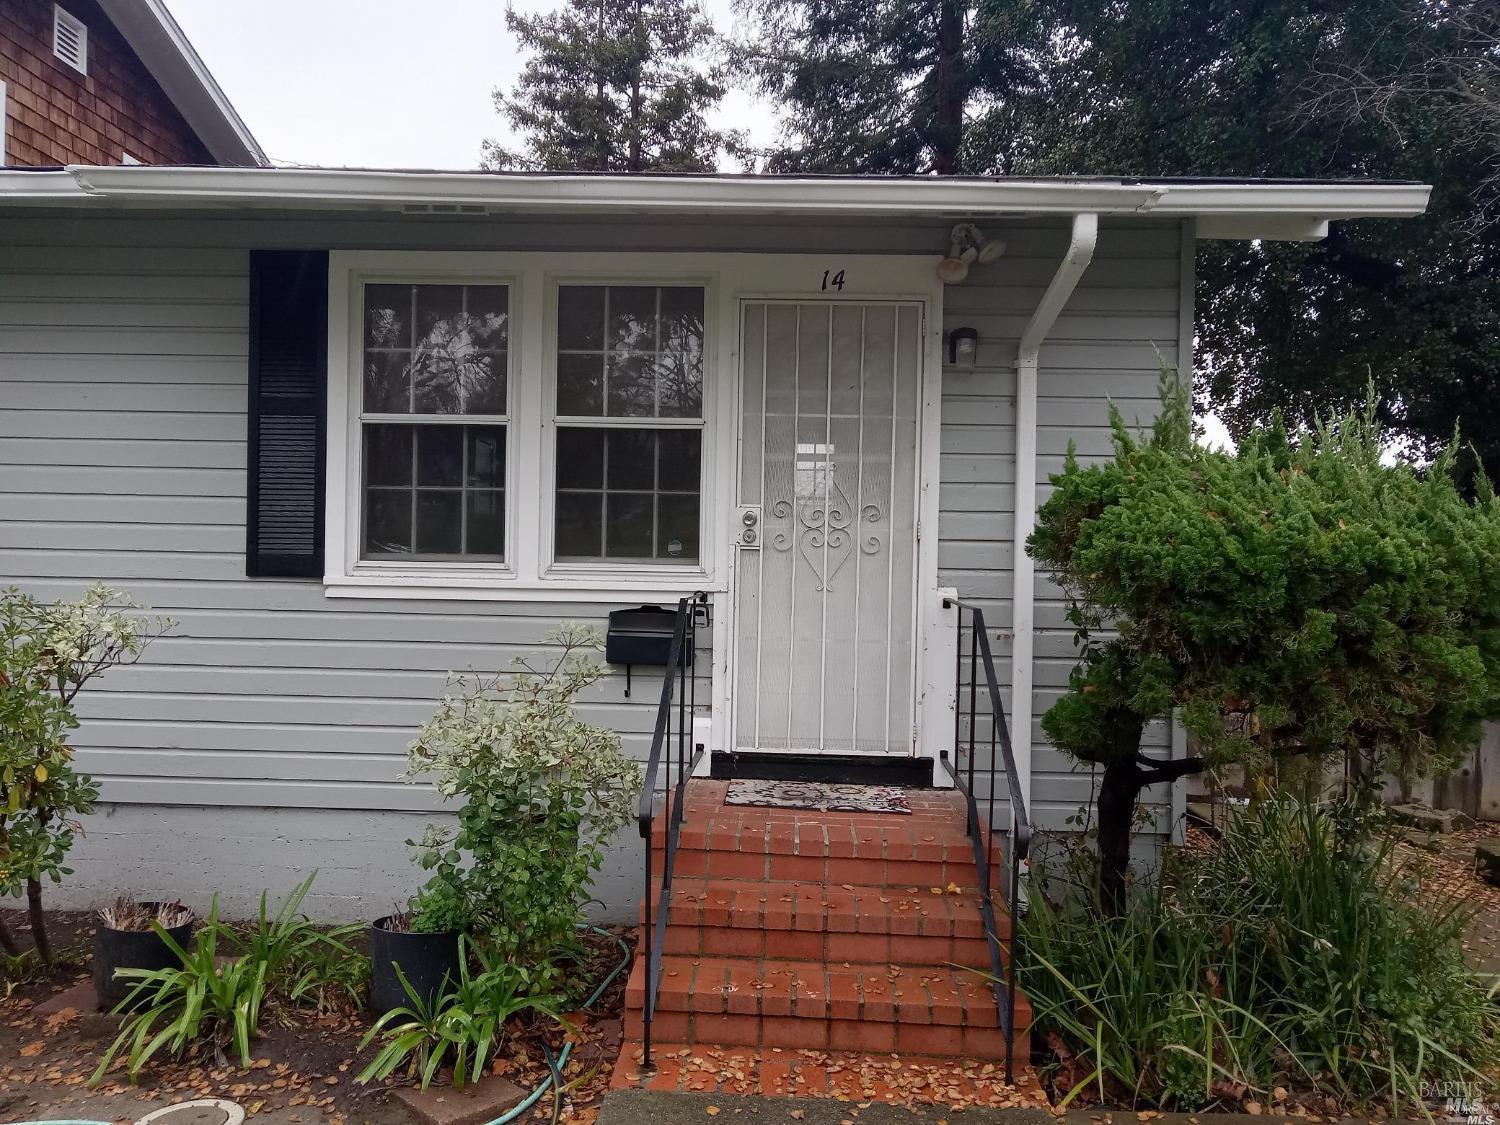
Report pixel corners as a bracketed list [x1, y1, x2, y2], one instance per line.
[635, 593, 707, 1071]
[940, 596, 1032, 1085]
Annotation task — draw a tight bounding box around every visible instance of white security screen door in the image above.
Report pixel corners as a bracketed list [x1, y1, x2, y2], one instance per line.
[734, 301, 923, 755]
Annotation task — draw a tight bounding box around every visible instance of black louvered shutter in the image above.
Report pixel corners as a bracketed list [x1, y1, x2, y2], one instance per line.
[247, 250, 329, 578]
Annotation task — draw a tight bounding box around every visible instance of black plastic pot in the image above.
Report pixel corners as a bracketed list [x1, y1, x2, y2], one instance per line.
[369, 919, 462, 1014]
[93, 905, 194, 1011]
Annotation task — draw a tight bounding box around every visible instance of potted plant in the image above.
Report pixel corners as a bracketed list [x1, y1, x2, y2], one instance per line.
[93, 897, 195, 1009]
[368, 881, 465, 1015]
[388, 624, 640, 1000]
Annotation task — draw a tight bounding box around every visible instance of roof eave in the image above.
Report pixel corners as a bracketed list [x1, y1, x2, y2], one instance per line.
[2, 168, 1433, 238]
[94, 0, 266, 167]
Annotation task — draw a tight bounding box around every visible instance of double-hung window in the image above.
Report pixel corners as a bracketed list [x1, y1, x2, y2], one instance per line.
[338, 259, 712, 592]
[552, 284, 705, 565]
[359, 282, 510, 561]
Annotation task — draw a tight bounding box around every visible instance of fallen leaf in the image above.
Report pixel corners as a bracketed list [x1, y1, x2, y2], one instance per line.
[44, 1007, 78, 1032]
[706, 1107, 721, 1116]
[19, 1041, 44, 1057]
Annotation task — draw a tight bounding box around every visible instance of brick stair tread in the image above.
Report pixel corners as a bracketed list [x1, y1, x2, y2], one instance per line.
[657, 875, 1011, 938]
[653, 814, 1003, 863]
[654, 836, 1005, 887]
[620, 1009, 1027, 1058]
[609, 1041, 1045, 1105]
[624, 954, 1030, 1028]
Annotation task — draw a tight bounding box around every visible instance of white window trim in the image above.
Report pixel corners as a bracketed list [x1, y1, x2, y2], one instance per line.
[324, 250, 940, 603]
[333, 264, 522, 585]
[540, 271, 716, 582]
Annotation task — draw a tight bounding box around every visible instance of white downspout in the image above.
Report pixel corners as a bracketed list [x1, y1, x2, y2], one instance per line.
[1009, 212, 1098, 824]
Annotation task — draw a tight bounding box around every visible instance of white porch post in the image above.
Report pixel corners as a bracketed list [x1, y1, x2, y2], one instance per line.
[1009, 212, 1099, 826]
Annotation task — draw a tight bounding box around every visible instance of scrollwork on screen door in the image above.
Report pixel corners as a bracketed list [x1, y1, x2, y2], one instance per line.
[769, 454, 885, 592]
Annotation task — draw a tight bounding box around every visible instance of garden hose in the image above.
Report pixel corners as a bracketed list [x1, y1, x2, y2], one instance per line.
[480, 924, 632, 1125]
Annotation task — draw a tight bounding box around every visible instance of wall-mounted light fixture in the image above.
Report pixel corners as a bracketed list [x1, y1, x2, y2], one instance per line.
[936, 223, 1007, 285]
[948, 326, 979, 367]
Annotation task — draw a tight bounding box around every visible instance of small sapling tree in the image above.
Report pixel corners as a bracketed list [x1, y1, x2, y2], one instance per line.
[0, 585, 171, 966]
[1029, 377, 1500, 912]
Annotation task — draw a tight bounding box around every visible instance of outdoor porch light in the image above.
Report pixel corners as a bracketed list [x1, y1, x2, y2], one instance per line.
[936, 222, 1007, 285]
[948, 326, 979, 366]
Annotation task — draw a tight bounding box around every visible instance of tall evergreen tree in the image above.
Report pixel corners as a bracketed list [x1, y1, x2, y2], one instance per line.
[731, 0, 1040, 173]
[484, 0, 744, 172]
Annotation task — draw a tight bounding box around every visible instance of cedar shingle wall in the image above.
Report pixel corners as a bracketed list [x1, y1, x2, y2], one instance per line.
[0, 0, 214, 166]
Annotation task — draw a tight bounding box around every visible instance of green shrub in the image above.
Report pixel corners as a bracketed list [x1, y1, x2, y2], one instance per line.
[1028, 378, 1500, 911]
[1020, 799, 1498, 1111]
[357, 937, 564, 1090]
[405, 625, 641, 989]
[1, 584, 171, 965]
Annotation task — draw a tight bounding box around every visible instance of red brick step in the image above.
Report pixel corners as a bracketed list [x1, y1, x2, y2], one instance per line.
[653, 875, 1007, 967]
[620, 779, 1031, 1079]
[626, 953, 1022, 1027]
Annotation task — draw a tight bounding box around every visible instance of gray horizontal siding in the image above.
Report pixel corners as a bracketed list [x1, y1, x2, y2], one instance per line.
[939, 218, 1184, 833]
[0, 210, 1185, 833]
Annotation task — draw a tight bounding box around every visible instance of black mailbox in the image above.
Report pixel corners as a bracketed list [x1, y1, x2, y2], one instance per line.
[606, 605, 691, 697]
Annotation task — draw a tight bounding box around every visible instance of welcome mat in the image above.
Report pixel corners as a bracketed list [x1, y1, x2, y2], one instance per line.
[724, 779, 912, 815]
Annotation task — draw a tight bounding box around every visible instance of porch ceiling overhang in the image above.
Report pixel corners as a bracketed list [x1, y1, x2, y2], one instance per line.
[0, 168, 1430, 240]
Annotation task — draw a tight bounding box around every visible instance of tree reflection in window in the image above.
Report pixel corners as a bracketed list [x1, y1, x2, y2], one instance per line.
[363, 283, 508, 415]
[556, 285, 703, 418]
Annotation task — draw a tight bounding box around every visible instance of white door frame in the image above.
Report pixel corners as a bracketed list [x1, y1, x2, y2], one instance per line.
[713, 258, 945, 772]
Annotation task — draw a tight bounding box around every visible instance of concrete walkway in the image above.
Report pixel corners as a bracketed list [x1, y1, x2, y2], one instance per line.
[597, 1090, 1373, 1125]
[598, 1089, 1052, 1125]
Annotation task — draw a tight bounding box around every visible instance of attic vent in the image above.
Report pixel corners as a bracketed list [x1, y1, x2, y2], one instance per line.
[400, 203, 491, 216]
[53, 6, 87, 75]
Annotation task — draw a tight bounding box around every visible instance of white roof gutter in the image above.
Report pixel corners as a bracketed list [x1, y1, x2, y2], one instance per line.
[1009, 213, 1100, 826]
[0, 167, 1429, 234]
[66, 166, 1170, 214]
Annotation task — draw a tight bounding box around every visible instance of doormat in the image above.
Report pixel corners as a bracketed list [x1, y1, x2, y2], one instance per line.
[724, 779, 911, 815]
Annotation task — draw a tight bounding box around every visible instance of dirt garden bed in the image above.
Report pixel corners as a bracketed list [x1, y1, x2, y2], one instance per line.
[0, 910, 630, 1125]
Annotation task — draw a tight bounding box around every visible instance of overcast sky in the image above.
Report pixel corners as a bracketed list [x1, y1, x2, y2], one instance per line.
[166, 0, 779, 170]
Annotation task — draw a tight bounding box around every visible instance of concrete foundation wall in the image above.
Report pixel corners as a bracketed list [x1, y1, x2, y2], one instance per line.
[47, 802, 643, 924]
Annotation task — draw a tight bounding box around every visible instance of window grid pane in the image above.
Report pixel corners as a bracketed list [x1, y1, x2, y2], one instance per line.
[362, 283, 510, 418]
[362, 423, 505, 560]
[555, 285, 703, 420]
[553, 427, 699, 562]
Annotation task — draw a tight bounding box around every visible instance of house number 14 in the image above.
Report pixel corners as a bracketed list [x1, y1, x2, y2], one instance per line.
[821, 269, 846, 291]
